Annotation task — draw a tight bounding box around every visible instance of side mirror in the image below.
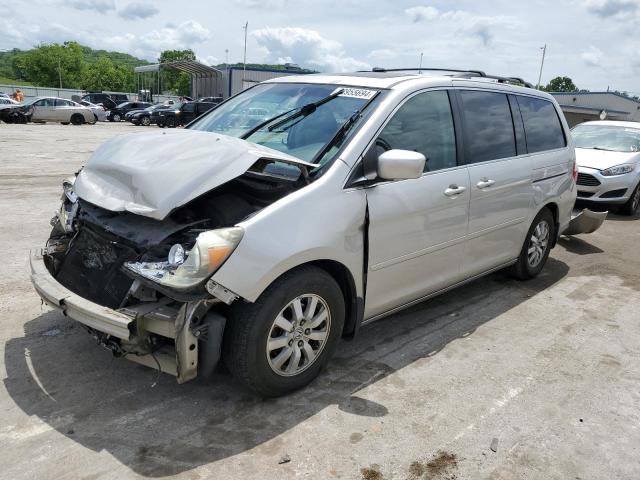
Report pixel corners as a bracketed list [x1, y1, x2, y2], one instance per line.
[377, 149, 426, 180]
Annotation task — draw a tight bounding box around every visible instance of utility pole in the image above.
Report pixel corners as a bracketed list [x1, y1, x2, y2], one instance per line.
[536, 44, 546, 90]
[419, 52, 423, 73]
[242, 21, 248, 84]
[58, 58, 62, 89]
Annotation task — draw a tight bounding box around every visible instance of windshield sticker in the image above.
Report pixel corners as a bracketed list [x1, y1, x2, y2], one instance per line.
[337, 88, 377, 100]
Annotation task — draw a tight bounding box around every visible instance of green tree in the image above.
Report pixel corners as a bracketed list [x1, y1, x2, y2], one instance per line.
[159, 49, 196, 95]
[12, 42, 84, 88]
[81, 57, 130, 92]
[543, 76, 578, 92]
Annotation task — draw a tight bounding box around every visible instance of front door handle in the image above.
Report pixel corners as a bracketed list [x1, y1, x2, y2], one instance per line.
[444, 185, 467, 197]
[476, 178, 495, 189]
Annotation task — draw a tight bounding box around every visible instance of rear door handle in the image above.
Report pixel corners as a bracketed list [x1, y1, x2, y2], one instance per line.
[476, 179, 495, 189]
[444, 185, 467, 197]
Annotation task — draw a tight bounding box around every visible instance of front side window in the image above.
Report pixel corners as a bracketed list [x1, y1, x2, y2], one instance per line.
[460, 91, 516, 163]
[375, 90, 457, 172]
[517, 96, 566, 153]
[571, 124, 640, 152]
[190, 83, 380, 165]
[182, 103, 196, 113]
[35, 98, 55, 107]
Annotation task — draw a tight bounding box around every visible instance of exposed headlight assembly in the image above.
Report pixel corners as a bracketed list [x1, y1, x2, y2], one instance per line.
[601, 164, 634, 176]
[125, 227, 243, 290]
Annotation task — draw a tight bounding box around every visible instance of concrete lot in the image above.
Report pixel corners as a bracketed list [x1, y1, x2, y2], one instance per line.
[1, 122, 639, 480]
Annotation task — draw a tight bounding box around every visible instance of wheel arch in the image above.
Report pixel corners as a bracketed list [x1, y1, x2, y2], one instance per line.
[540, 201, 559, 247]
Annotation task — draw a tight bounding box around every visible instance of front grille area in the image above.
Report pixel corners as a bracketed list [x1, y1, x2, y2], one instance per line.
[600, 188, 628, 199]
[577, 173, 601, 186]
[54, 227, 137, 308]
[577, 191, 595, 198]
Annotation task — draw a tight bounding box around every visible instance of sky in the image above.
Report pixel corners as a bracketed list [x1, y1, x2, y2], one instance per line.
[1, 0, 639, 93]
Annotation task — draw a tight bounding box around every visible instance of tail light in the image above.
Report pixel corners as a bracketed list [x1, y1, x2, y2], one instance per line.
[572, 159, 578, 182]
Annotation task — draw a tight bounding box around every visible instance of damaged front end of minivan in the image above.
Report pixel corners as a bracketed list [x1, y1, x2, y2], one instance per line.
[31, 129, 315, 383]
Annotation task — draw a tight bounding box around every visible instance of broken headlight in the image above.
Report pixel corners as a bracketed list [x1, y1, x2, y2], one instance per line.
[124, 227, 243, 290]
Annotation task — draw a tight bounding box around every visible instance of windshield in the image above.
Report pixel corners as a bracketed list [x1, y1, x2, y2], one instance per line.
[189, 83, 380, 164]
[572, 124, 640, 153]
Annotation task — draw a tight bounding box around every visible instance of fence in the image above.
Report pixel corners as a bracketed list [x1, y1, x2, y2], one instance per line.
[0, 84, 181, 104]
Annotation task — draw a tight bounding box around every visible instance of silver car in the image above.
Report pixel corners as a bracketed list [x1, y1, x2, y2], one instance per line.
[27, 96, 95, 124]
[573, 121, 640, 215]
[31, 69, 577, 396]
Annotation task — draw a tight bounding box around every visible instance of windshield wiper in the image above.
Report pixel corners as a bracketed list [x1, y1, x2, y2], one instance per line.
[241, 88, 344, 140]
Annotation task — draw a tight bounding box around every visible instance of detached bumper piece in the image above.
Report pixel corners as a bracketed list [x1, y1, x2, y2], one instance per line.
[30, 251, 199, 383]
[563, 208, 608, 236]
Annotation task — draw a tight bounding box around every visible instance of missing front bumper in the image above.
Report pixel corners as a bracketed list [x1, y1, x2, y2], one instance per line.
[563, 208, 608, 236]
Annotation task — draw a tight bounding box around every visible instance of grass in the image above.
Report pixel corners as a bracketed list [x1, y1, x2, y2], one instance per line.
[0, 76, 34, 86]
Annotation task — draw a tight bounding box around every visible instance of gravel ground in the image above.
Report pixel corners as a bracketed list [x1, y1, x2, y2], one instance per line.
[1, 122, 639, 480]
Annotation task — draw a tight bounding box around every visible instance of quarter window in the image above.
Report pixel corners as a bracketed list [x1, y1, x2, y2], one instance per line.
[459, 91, 516, 163]
[376, 90, 457, 172]
[516, 96, 566, 153]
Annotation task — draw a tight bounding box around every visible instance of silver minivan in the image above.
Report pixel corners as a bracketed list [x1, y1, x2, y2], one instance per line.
[31, 69, 577, 396]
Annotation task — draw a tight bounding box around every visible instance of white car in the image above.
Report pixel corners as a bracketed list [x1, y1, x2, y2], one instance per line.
[573, 121, 640, 215]
[0, 97, 19, 105]
[26, 97, 95, 125]
[79, 100, 107, 122]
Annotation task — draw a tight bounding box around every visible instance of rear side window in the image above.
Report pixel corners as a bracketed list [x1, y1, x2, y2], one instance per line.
[459, 91, 516, 163]
[516, 96, 566, 153]
[376, 90, 457, 172]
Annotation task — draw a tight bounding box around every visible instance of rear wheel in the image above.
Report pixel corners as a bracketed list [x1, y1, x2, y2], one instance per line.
[70, 114, 84, 125]
[111, 113, 121, 122]
[165, 116, 177, 128]
[141, 115, 151, 126]
[509, 208, 555, 280]
[620, 183, 640, 216]
[224, 266, 345, 397]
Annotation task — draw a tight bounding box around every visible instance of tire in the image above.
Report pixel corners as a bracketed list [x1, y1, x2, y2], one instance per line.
[509, 207, 555, 280]
[620, 182, 640, 216]
[91, 114, 98, 124]
[141, 115, 151, 126]
[224, 266, 345, 397]
[157, 120, 165, 128]
[61, 122, 69, 125]
[165, 116, 176, 128]
[70, 114, 84, 125]
[112, 113, 121, 122]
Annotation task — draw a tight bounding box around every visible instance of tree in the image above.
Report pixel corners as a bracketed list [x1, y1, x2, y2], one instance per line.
[159, 49, 196, 95]
[543, 76, 578, 92]
[12, 42, 84, 88]
[80, 57, 132, 92]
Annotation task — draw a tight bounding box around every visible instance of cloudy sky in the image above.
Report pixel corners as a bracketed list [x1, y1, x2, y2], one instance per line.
[1, 0, 639, 93]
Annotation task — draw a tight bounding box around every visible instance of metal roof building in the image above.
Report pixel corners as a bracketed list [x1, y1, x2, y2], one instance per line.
[551, 92, 640, 127]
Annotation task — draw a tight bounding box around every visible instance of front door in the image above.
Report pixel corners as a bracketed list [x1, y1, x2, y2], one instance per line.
[31, 98, 56, 121]
[364, 89, 470, 319]
[455, 90, 533, 275]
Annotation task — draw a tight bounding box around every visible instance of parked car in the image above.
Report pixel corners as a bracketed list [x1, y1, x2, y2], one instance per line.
[572, 121, 640, 215]
[152, 101, 216, 127]
[80, 93, 129, 111]
[79, 100, 107, 122]
[1, 96, 94, 124]
[130, 104, 173, 126]
[197, 96, 223, 104]
[31, 69, 580, 396]
[106, 101, 153, 122]
[0, 97, 19, 105]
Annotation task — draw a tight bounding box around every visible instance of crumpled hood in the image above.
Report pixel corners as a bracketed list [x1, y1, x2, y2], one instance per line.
[575, 148, 640, 170]
[74, 129, 312, 220]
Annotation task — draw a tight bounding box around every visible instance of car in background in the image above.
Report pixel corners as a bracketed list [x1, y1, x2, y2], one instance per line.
[152, 101, 217, 128]
[197, 97, 223, 104]
[106, 101, 153, 122]
[0, 97, 94, 125]
[81, 93, 129, 111]
[79, 100, 107, 122]
[0, 97, 19, 105]
[573, 121, 640, 215]
[129, 104, 173, 126]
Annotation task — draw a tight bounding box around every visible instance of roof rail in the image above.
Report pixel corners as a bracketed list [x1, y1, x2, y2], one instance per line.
[363, 67, 534, 89]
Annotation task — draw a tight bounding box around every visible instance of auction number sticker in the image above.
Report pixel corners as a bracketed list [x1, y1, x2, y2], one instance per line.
[338, 88, 377, 100]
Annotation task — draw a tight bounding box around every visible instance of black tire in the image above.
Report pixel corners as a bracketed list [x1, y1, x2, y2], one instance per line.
[112, 113, 121, 122]
[509, 207, 555, 280]
[70, 114, 84, 125]
[620, 182, 640, 216]
[165, 116, 176, 128]
[91, 114, 98, 124]
[157, 120, 165, 128]
[141, 115, 151, 126]
[61, 122, 69, 125]
[224, 266, 345, 397]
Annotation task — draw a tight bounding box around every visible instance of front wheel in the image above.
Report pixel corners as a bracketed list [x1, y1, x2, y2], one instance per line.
[224, 266, 345, 397]
[165, 116, 177, 128]
[111, 113, 121, 122]
[141, 115, 151, 126]
[620, 183, 640, 216]
[509, 208, 555, 280]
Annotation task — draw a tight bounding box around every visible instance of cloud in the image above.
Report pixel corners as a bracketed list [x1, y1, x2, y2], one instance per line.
[584, 0, 640, 17]
[229, 0, 288, 8]
[581, 46, 604, 67]
[251, 27, 369, 72]
[118, 1, 159, 20]
[64, 0, 115, 13]
[405, 5, 439, 22]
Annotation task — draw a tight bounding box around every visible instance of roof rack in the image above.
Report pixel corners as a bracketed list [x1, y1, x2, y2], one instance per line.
[364, 67, 534, 89]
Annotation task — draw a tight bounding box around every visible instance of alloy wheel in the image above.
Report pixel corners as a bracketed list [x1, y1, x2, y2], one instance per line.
[527, 220, 550, 268]
[266, 294, 331, 376]
[632, 186, 640, 212]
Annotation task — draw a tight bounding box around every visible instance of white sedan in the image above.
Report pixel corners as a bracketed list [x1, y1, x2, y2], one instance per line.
[573, 121, 640, 215]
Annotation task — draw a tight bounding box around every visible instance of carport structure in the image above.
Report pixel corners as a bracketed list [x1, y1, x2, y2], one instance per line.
[134, 60, 223, 100]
